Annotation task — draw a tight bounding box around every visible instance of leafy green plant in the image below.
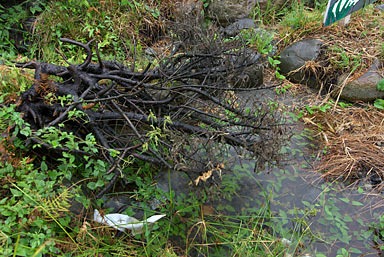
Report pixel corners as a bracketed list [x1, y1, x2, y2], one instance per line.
[269, 56, 286, 80]
[40, 186, 74, 220]
[199, 0, 212, 17]
[305, 103, 332, 115]
[0, 102, 124, 256]
[329, 47, 363, 72]
[0, 105, 66, 255]
[275, 83, 292, 94]
[377, 79, 384, 91]
[374, 79, 384, 109]
[0, 161, 65, 256]
[369, 215, 384, 252]
[337, 101, 352, 108]
[336, 248, 349, 257]
[200, 0, 211, 8]
[0, 65, 33, 98]
[0, 1, 44, 58]
[374, 99, 384, 109]
[239, 28, 274, 55]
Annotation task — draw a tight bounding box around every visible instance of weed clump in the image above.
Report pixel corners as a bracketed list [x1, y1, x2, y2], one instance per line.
[31, 0, 175, 63]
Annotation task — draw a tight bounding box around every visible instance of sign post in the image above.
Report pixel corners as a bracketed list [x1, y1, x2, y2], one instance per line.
[323, 0, 376, 27]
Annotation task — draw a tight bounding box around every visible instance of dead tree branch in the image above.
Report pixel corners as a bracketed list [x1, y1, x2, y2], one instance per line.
[14, 35, 284, 195]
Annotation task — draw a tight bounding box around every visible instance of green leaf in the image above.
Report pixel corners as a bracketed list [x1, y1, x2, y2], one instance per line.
[96, 180, 104, 188]
[374, 99, 384, 109]
[48, 170, 57, 180]
[275, 71, 286, 80]
[377, 79, 384, 91]
[225, 205, 235, 212]
[30, 5, 42, 14]
[305, 105, 314, 115]
[82, 0, 90, 8]
[20, 126, 31, 137]
[351, 201, 363, 206]
[339, 197, 350, 203]
[361, 230, 372, 239]
[279, 209, 288, 219]
[349, 247, 362, 254]
[87, 182, 97, 190]
[343, 215, 353, 222]
[10, 188, 22, 197]
[338, 101, 351, 108]
[121, 0, 131, 6]
[271, 59, 280, 65]
[40, 161, 48, 172]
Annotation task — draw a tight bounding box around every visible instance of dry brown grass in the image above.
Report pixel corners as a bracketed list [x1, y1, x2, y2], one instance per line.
[303, 103, 384, 182]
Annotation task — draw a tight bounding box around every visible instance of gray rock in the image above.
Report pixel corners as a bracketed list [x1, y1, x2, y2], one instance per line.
[223, 18, 256, 37]
[102, 195, 147, 220]
[337, 59, 384, 102]
[68, 198, 85, 216]
[103, 195, 132, 213]
[208, 0, 257, 26]
[208, 0, 294, 27]
[232, 48, 263, 88]
[279, 38, 324, 88]
[174, 0, 204, 23]
[155, 170, 193, 199]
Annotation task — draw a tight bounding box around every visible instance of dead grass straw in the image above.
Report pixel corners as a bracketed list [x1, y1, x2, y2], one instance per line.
[304, 104, 384, 182]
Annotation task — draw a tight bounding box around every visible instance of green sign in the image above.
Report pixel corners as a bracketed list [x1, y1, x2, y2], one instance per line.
[323, 0, 376, 27]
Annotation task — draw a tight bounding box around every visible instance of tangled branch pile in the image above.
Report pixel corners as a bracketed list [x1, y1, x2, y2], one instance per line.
[14, 35, 283, 190]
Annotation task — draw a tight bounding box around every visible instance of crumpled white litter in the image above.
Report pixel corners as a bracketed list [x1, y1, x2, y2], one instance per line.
[93, 209, 166, 235]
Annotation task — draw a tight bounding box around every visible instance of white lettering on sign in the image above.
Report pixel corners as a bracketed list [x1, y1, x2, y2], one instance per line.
[331, 0, 359, 18]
